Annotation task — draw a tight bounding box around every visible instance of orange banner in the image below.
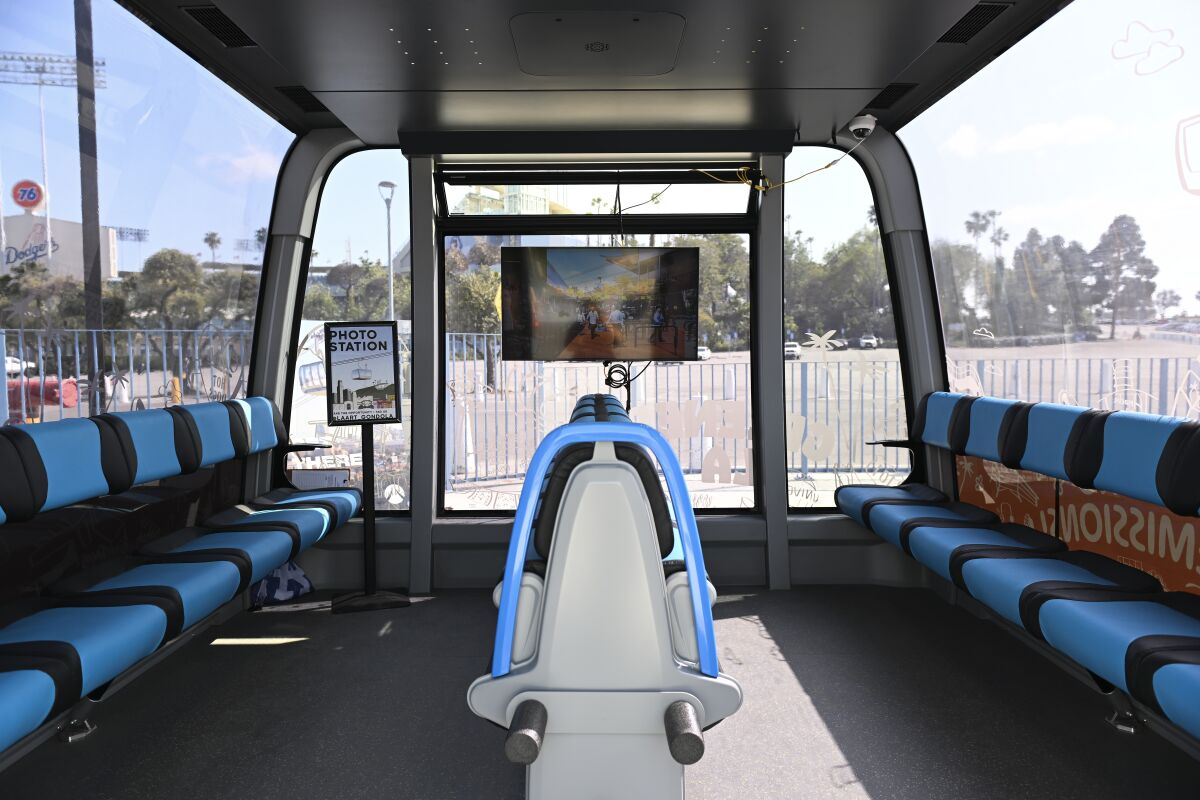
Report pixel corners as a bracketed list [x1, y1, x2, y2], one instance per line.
[956, 456, 1057, 534]
[1059, 483, 1200, 593]
[956, 455, 1200, 593]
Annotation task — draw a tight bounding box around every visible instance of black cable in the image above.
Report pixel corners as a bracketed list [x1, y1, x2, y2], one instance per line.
[619, 184, 673, 213]
[603, 360, 650, 411]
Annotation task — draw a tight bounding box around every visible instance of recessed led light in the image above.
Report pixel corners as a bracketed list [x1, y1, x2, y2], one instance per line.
[388, 27, 393, 32]
[427, 27, 432, 31]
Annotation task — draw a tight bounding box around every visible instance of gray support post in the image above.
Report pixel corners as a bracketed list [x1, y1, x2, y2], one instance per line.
[753, 153, 791, 589]
[407, 156, 438, 594]
[845, 128, 952, 492]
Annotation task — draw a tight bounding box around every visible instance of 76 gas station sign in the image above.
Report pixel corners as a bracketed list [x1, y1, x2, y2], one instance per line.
[11, 180, 44, 210]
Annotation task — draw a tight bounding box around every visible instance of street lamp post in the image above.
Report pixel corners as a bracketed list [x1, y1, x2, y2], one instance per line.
[378, 180, 396, 320]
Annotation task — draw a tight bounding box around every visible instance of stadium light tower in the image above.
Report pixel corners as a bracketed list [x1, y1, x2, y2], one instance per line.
[0, 52, 107, 271]
[378, 180, 397, 320]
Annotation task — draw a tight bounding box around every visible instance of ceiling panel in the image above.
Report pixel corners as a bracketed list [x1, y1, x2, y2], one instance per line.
[216, 0, 976, 92]
[312, 88, 877, 148]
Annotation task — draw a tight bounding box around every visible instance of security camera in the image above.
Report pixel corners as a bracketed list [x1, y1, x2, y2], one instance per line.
[848, 114, 876, 140]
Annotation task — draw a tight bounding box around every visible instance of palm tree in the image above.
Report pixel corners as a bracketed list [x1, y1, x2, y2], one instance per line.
[203, 231, 222, 267]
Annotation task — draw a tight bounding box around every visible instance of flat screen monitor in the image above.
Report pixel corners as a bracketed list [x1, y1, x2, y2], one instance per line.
[500, 246, 700, 362]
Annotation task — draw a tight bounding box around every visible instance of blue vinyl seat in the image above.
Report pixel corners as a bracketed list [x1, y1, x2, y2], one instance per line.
[906, 521, 1064, 584]
[0, 670, 57, 752]
[1039, 594, 1200, 737]
[959, 550, 1161, 636]
[0, 604, 168, 702]
[84, 561, 243, 633]
[835, 392, 976, 527]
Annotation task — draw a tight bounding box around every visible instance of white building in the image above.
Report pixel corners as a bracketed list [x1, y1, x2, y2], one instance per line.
[1, 211, 120, 280]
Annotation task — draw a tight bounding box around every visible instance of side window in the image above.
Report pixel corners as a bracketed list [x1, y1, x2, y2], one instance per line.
[902, 0, 1200, 593]
[0, 1, 290, 426]
[285, 152, 412, 511]
[903, 0, 1196, 411]
[782, 148, 909, 508]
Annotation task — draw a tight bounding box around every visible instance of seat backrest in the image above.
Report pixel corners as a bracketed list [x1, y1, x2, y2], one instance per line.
[962, 396, 1022, 462]
[0, 395, 288, 525]
[94, 408, 201, 484]
[0, 418, 130, 523]
[912, 391, 972, 451]
[530, 395, 670, 561]
[1074, 410, 1188, 510]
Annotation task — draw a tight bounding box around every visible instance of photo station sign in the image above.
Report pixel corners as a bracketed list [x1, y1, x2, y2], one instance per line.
[323, 321, 408, 612]
[324, 321, 401, 425]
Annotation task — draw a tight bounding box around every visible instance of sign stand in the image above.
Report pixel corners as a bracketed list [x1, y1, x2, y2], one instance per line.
[331, 425, 409, 613]
[322, 321, 409, 614]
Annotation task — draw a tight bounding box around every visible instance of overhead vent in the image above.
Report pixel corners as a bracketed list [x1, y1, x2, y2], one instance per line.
[182, 6, 257, 48]
[938, 2, 1012, 44]
[867, 83, 917, 110]
[276, 85, 328, 114]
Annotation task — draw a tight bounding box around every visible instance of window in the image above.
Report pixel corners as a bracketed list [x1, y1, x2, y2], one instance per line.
[442, 230, 754, 511]
[444, 180, 751, 216]
[0, 0, 291, 425]
[782, 147, 909, 508]
[903, 0, 1198, 413]
[285, 151, 412, 510]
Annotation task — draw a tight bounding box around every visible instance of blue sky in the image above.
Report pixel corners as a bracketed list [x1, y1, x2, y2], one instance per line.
[0, 0, 291, 269]
[901, 0, 1199, 311]
[3, 0, 1196, 315]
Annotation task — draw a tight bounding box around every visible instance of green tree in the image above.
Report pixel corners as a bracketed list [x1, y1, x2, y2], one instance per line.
[124, 249, 206, 330]
[1154, 289, 1181, 319]
[445, 268, 501, 333]
[929, 240, 979, 345]
[665, 233, 750, 350]
[1089, 215, 1158, 338]
[203, 231, 222, 266]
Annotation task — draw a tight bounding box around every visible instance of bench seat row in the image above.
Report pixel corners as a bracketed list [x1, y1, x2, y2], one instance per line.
[0, 397, 360, 754]
[837, 392, 1200, 745]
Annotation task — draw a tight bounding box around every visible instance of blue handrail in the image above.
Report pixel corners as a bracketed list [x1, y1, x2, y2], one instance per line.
[491, 421, 719, 678]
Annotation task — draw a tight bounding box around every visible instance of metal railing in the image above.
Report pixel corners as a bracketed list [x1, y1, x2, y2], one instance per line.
[444, 336, 1200, 486]
[3, 327, 252, 423]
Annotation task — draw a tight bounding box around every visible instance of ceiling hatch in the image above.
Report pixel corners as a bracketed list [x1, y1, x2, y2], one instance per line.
[510, 11, 686, 76]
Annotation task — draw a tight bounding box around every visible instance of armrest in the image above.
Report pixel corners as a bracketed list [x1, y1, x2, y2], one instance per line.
[280, 442, 332, 453]
[866, 439, 915, 449]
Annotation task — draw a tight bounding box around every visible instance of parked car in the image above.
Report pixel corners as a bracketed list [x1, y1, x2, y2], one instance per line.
[5, 355, 35, 375]
[783, 341, 802, 360]
[696, 346, 712, 361]
[857, 334, 879, 349]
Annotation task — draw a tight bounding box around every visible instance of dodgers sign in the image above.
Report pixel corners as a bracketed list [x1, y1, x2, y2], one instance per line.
[324, 321, 402, 426]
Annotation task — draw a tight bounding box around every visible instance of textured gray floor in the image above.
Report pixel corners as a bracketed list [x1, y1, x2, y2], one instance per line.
[2, 587, 1199, 799]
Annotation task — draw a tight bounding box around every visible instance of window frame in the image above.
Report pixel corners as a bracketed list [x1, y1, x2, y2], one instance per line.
[780, 145, 921, 512]
[279, 146, 415, 516]
[434, 163, 761, 516]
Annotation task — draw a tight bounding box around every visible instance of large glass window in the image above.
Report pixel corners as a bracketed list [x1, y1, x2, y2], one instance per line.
[903, 0, 1198, 412]
[902, 0, 1200, 592]
[0, 0, 291, 425]
[444, 180, 751, 216]
[285, 151, 412, 510]
[782, 148, 909, 508]
[442, 229, 753, 511]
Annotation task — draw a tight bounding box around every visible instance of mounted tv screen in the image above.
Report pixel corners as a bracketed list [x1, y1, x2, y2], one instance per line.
[501, 246, 700, 362]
